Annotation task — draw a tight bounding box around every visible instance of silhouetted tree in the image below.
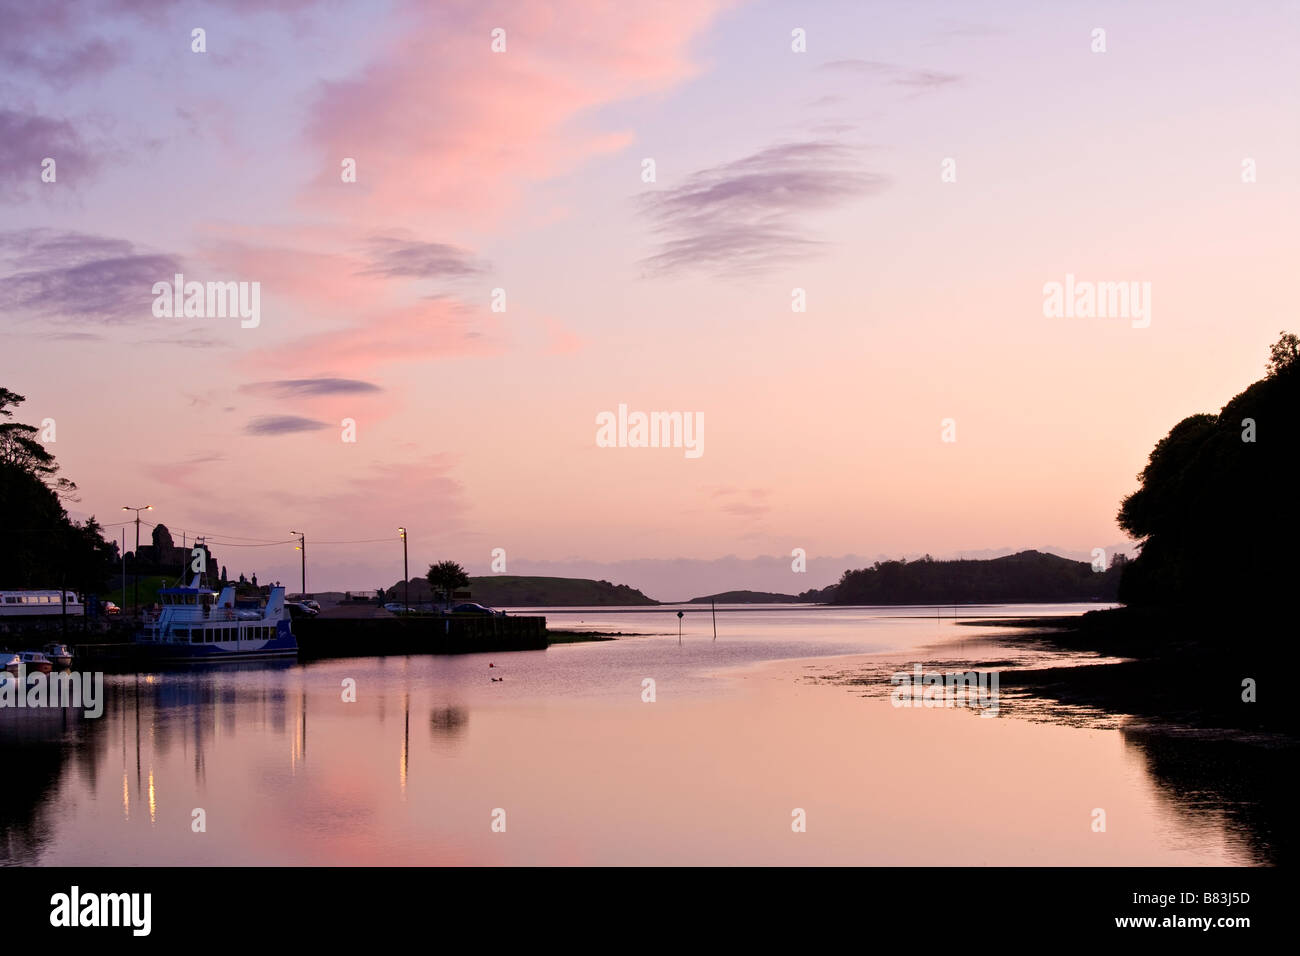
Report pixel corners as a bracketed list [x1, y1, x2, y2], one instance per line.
[0, 387, 77, 500]
[1117, 333, 1300, 610]
[0, 387, 115, 591]
[427, 561, 470, 604]
[1266, 331, 1299, 377]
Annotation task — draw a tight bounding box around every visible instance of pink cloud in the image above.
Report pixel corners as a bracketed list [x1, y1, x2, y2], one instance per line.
[256, 298, 503, 375]
[542, 316, 585, 355]
[198, 235, 388, 312]
[303, 0, 730, 227]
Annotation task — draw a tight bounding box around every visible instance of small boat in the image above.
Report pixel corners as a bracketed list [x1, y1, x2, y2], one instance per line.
[17, 651, 53, 674]
[2, 651, 19, 675]
[43, 643, 73, 668]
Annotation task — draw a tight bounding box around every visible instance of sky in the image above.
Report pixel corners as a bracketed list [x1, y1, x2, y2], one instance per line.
[2, 0, 1297, 599]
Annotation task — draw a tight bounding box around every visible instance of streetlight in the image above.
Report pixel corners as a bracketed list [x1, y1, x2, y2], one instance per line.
[290, 531, 306, 598]
[122, 505, 153, 615]
[398, 528, 409, 613]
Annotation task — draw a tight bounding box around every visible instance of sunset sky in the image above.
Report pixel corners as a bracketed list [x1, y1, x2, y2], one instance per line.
[2, 0, 1296, 598]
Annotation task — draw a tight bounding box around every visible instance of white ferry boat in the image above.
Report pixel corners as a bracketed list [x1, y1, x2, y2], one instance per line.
[0, 590, 83, 618]
[135, 575, 297, 662]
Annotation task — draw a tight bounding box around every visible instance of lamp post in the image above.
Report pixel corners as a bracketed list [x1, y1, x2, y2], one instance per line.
[398, 527, 409, 612]
[290, 531, 306, 598]
[122, 505, 152, 615]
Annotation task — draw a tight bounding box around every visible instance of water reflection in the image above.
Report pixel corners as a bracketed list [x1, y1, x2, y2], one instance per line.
[1121, 728, 1293, 866]
[0, 606, 1283, 866]
[430, 706, 468, 736]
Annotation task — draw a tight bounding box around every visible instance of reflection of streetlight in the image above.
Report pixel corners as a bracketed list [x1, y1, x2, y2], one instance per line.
[290, 531, 305, 596]
[398, 528, 409, 612]
[122, 505, 153, 615]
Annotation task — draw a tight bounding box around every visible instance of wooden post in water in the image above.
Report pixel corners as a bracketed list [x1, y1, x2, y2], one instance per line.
[711, 600, 717, 641]
[677, 610, 683, 645]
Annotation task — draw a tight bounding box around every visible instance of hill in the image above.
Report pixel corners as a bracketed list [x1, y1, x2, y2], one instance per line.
[812, 550, 1123, 605]
[386, 575, 658, 606]
[686, 590, 804, 604]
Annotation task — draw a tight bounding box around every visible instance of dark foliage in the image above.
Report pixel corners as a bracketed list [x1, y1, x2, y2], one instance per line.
[821, 550, 1122, 605]
[1117, 336, 1300, 609]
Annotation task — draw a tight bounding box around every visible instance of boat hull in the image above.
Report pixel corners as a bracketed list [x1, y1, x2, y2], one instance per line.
[131, 621, 298, 663]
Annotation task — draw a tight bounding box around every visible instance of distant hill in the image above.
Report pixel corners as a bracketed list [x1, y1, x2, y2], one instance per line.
[386, 575, 658, 607]
[808, 550, 1123, 605]
[687, 590, 804, 604]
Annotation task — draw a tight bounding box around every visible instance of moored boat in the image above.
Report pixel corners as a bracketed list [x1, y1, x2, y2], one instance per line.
[18, 650, 53, 674]
[2, 651, 19, 675]
[43, 643, 73, 668]
[133, 575, 297, 662]
[0, 590, 84, 618]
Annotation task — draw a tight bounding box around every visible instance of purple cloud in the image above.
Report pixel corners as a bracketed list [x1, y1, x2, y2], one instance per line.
[359, 237, 485, 280]
[243, 415, 330, 435]
[243, 378, 382, 397]
[0, 109, 99, 199]
[639, 142, 886, 276]
[0, 229, 182, 324]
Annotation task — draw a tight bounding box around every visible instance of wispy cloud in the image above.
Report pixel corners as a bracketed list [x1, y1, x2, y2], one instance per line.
[302, 0, 728, 228]
[243, 378, 383, 398]
[0, 3, 123, 87]
[359, 237, 484, 280]
[639, 142, 885, 277]
[711, 486, 773, 519]
[0, 110, 99, 199]
[820, 59, 962, 91]
[244, 415, 331, 435]
[257, 298, 500, 376]
[0, 229, 181, 324]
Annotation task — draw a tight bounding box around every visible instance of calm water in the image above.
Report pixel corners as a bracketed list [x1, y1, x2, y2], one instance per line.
[0, 604, 1272, 865]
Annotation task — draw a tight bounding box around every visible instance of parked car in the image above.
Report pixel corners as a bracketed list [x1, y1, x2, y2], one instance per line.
[383, 602, 409, 614]
[103, 601, 121, 615]
[301, 599, 321, 612]
[451, 603, 501, 616]
[285, 602, 318, 620]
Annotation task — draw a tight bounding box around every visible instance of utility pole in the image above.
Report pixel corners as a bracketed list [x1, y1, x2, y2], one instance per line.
[122, 505, 152, 616]
[290, 531, 306, 597]
[398, 527, 409, 612]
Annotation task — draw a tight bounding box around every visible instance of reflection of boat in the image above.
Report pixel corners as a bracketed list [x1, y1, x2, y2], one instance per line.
[134, 575, 297, 662]
[17, 651, 53, 674]
[43, 643, 73, 668]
